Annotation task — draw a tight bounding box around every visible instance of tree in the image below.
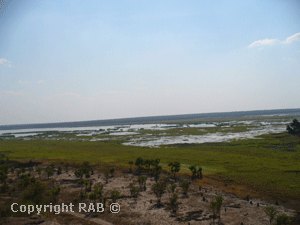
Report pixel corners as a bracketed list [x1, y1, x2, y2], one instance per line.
[152, 165, 162, 182]
[130, 183, 140, 199]
[168, 161, 181, 180]
[189, 165, 203, 180]
[209, 195, 223, 224]
[286, 119, 300, 135]
[51, 186, 61, 203]
[151, 180, 167, 205]
[215, 195, 223, 223]
[264, 206, 277, 225]
[37, 167, 42, 176]
[128, 161, 133, 173]
[169, 193, 179, 213]
[179, 179, 191, 196]
[209, 201, 218, 224]
[111, 190, 120, 203]
[57, 167, 62, 175]
[167, 184, 177, 198]
[135, 157, 144, 166]
[45, 166, 54, 179]
[138, 176, 147, 191]
[109, 168, 115, 177]
[0, 170, 7, 184]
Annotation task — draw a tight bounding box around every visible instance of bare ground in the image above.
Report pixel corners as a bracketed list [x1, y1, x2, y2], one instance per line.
[0, 162, 299, 225]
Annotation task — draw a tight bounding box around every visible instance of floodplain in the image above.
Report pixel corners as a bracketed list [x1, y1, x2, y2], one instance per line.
[1, 114, 300, 224]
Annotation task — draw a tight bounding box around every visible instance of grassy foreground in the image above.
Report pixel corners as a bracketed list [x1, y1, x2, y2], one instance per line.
[1, 132, 300, 207]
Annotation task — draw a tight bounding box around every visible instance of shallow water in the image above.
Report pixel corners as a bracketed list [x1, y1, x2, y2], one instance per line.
[0, 118, 292, 147]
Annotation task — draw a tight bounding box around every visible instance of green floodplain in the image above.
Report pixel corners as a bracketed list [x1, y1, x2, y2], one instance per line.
[1, 115, 300, 208]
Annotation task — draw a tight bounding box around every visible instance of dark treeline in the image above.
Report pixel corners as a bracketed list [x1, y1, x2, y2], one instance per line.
[1, 108, 300, 131]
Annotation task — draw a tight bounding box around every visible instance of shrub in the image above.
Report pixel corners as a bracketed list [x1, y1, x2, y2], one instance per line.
[22, 180, 47, 205]
[264, 206, 277, 225]
[276, 214, 293, 225]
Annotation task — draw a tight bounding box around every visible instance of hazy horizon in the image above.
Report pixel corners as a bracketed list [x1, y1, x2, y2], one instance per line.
[1, 1, 300, 126]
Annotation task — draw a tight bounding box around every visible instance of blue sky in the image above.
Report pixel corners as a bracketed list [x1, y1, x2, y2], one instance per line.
[0, 0, 300, 125]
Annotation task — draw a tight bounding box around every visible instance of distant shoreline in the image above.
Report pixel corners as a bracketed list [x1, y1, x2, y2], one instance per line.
[1, 108, 300, 130]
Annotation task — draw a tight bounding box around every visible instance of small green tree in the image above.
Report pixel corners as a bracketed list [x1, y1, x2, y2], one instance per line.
[170, 193, 179, 213]
[168, 161, 180, 180]
[287, 119, 300, 135]
[104, 171, 110, 183]
[167, 184, 177, 198]
[189, 165, 203, 180]
[51, 186, 61, 203]
[45, 166, 54, 179]
[152, 165, 162, 182]
[57, 167, 62, 175]
[151, 180, 167, 205]
[128, 161, 133, 173]
[37, 167, 42, 176]
[264, 206, 277, 225]
[179, 179, 191, 196]
[78, 179, 86, 192]
[138, 176, 147, 191]
[0, 170, 7, 184]
[209, 201, 218, 224]
[135, 157, 144, 167]
[111, 190, 120, 203]
[130, 183, 140, 199]
[216, 195, 223, 222]
[109, 168, 115, 177]
[89, 192, 97, 203]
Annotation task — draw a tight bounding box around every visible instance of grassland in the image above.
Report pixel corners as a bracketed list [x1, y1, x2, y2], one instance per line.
[1, 128, 300, 209]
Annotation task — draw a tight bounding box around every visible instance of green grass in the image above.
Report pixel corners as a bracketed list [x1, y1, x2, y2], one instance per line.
[1, 131, 300, 201]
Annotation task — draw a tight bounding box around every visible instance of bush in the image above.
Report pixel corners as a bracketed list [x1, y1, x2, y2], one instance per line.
[276, 214, 293, 225]
[264, 206, 277, 225]
[22, 180, 47, 205]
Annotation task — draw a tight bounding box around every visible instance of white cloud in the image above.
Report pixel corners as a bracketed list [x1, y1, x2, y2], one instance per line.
[37, 80, 45, 84]
[18, 80, 29, 85]
[248, 38, 278, 48]
[0, 90, 25, 96]
[283, 32, 300, 44]
[0, 58, 12, 67]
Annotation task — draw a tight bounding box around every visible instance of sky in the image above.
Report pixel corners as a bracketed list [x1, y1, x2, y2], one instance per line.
[0, 0, 300, 126]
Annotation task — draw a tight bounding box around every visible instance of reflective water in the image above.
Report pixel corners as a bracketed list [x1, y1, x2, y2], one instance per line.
[0, 119, 293, 147]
